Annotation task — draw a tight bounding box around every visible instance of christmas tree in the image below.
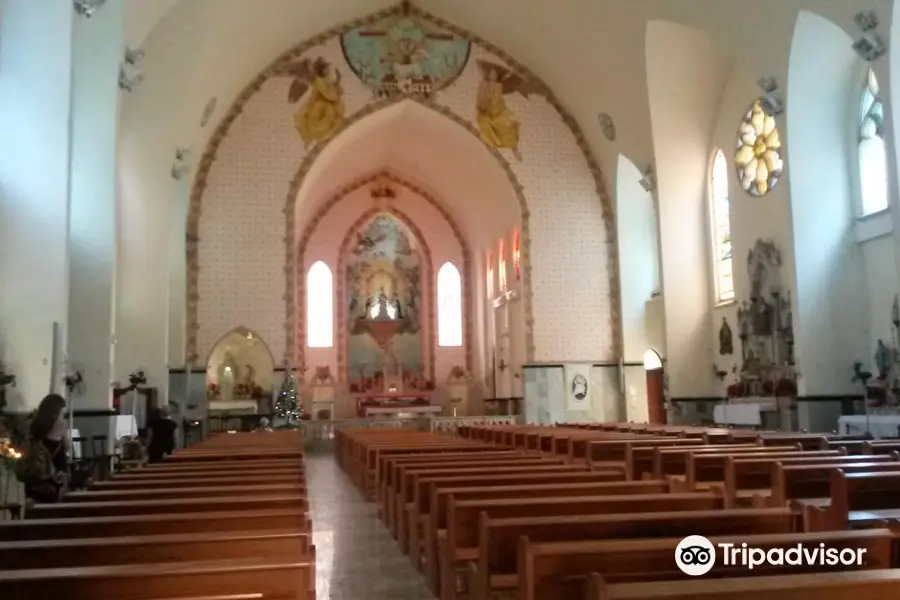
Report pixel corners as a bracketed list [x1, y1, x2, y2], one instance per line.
[274, 372, 300, 427]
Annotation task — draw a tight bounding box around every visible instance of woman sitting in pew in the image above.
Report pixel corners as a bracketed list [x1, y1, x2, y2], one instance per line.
[146, 405, 179, 463]
[16, 393, 70, 503]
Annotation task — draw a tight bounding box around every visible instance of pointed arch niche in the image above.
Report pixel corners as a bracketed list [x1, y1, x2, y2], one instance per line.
[299, 174, 470, 389]
[205, 326, 275, 407]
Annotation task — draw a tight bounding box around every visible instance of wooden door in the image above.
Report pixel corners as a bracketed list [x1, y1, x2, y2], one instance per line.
[646, 368, 666, 424]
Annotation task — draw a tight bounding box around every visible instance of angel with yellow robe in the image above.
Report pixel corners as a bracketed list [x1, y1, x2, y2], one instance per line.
[475, 60, 546, 162]
[286, 57, 345, 149]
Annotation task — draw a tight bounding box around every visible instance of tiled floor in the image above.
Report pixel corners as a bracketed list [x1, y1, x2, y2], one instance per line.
[306, 451, 437, 599]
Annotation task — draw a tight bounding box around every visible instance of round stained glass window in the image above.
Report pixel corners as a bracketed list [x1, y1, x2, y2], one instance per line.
[734, 99, 783, 196]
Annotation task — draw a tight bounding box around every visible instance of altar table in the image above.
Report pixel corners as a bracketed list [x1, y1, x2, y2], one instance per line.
[363, 405, 443, 418]
[838, 414, 900, 438]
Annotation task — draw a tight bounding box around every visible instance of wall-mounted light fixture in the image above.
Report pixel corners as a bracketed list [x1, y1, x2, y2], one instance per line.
[639, 165, 656, 193]
[171, 147, 191, 180]
[119, 47, 145, 93]
[852, 10, 886, 62]
[73, 0, 106, 18]
[757, 77, 784, 117]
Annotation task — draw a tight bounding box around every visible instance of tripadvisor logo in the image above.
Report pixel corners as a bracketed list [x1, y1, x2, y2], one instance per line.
[675, 535, 868, 577]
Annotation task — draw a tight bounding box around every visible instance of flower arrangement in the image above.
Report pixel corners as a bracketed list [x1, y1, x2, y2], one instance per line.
[0, 437, 22, 506]
[206, 382, 220, 399]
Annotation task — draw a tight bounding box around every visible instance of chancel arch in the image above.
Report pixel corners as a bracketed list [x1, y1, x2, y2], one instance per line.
[186, 4, 618, 395]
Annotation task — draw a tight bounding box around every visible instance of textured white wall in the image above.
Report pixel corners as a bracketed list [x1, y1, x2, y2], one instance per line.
[0, 0, 74, 410]
[646, 21, 730, 399]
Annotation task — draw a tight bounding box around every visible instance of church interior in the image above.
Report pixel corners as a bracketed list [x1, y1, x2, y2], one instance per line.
[3, 0, 900, 598]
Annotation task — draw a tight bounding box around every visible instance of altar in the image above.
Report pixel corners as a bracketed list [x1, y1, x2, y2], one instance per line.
[355, 393, 437, 418]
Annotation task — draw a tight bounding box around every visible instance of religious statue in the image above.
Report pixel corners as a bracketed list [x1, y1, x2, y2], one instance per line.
[718, 317, 733, 355]
[875, 339, 894, 379]
[242, 364, 256, 388]
[475, 60, 546, 161]
[391, 290, 403, 319]
[285, 57, 345, 149]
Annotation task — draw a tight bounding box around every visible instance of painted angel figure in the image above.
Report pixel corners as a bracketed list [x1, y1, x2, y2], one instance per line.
[285, 57, 345, 149]
[475, 60, 546, 161]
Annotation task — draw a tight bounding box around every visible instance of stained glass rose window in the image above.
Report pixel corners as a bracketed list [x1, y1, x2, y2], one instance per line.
[734, 100, 783, 196]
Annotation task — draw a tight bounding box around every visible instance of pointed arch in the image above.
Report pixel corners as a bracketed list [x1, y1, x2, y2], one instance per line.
[438, 262, 463, 347]
[858, 68, 888, 216]
[306, 261, 333, 348]
[709, 148, 734, 303]
[184, 4, 619, 365]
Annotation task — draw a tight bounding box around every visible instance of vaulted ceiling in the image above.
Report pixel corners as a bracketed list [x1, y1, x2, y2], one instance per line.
[121, 0, 891, 200]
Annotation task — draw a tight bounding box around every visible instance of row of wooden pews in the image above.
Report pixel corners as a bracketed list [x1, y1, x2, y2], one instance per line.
[336, 422, 900, 600]
[0, 430, 314, 599]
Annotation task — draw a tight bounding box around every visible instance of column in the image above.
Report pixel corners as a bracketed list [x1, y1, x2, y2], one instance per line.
[0, 0, 75, 410]
[66, 0, 124, 449]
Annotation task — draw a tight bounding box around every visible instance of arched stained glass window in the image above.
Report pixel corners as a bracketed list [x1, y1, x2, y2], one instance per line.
[306, 261, 333, 348]
[710, 149, 734, 303]
[859, 69, 888, 216]
[437, 262, 462, 347]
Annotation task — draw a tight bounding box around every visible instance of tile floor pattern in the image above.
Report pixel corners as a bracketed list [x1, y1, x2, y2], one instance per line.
[305, 451, 437, 599]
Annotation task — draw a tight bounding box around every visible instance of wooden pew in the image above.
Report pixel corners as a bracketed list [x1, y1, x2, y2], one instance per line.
[415, 471, 624, 572]
[684, 450, 842, 492]
[653, 444, 801, 479]
[64, 483, 304, 503]
[439, 493, 722, 600]
[0, 509, 310, 541]
[467, 508, 795, 600]
[770, 461, 900, 512]
[723, 454, 898, 508]
[519, 528, 897, 600]
[27, 494, 308, 519]
[583, 568, 900, 599]
[391, 461, 576, 540]
[823, 470, 900, 530]
[0, 558, 314, 600]
[0, 530, 311, 569]
[89, 474, 305, 489]
[418, 479, 667, 586]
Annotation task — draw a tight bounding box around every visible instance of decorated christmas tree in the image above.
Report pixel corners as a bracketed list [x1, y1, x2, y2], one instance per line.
[274, 372, 300, 427]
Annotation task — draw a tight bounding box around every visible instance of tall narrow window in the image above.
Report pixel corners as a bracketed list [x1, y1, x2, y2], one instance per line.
[498, 239, 507, 292]
[710, 149, 734, 303]
[859, 68, 888, 216]
[306, 261, 333, 348]
[512, 229, 521, 281]
[438, 262, 463, 347]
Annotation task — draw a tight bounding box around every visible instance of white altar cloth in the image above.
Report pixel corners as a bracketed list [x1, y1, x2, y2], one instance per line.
[838, 415, 900, 438]
[364, 405, 443, 418]
[713, 403, 762, 427]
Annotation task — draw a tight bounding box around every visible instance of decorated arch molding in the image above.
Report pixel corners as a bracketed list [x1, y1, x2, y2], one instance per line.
[185, 2, 621, 364]
[296, 170, 474, 376]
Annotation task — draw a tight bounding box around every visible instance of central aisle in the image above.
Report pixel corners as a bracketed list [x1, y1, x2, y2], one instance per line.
[305, 452, 437, 599]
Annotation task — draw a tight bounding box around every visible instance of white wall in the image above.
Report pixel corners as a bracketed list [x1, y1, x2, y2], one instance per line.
[0, 0, 74, 410]
[646, 20, 730, 399]
[787, 11, 868, 395]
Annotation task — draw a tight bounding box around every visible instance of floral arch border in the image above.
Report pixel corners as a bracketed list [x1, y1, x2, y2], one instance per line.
[185, 2, 621, 364]
[297, 170, 474, 377]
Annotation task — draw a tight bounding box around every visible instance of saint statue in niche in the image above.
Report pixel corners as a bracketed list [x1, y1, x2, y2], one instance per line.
[718, 317, 733, 355]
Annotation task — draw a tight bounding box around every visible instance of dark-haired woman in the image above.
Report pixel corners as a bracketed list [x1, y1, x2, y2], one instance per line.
[23, 394, 70, 503]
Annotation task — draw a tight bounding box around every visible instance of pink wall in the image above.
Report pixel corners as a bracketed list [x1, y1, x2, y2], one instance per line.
[301, 184, 467, 385]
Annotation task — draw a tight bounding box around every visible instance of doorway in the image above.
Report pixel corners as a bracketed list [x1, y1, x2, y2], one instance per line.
[643, 349, 666, 424]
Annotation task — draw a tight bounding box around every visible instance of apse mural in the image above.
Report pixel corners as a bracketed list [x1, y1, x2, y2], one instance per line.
[345, 215, 426, 392]
[340, 12, 471, 99]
